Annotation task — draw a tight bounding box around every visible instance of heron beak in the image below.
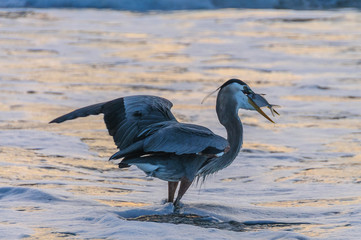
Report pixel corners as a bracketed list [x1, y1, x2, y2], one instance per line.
[247, 96, 275, 123]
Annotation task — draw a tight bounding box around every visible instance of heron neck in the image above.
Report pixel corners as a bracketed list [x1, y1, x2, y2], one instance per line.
[221, 111, 243, 164]
[197, 105, 243, 178]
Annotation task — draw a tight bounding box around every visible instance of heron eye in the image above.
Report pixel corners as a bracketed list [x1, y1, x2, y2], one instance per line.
[243, 86, 251, 95]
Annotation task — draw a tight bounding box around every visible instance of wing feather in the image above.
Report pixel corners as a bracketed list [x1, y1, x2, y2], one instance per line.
[49, 102, 104, 123]
[143, 123, 228, 155]
[50, 95, 176, 150]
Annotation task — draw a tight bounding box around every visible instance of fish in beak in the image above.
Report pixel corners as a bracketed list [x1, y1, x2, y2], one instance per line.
[247, 92, 280, 123]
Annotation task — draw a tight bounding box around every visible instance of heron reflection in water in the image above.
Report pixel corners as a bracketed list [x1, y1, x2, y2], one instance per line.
[50, 79, 279, 207]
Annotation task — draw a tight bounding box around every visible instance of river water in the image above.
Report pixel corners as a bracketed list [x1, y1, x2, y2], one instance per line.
[0, 8, 360, 239]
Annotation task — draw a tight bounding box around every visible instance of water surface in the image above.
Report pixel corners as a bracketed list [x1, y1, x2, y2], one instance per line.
[0, 8, 360, 239]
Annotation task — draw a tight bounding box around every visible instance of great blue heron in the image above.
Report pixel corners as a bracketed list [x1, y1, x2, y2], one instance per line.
[50, 79, 279, 206]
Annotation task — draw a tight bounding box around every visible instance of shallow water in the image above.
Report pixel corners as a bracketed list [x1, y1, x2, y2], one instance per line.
[0, 8, 360, 239]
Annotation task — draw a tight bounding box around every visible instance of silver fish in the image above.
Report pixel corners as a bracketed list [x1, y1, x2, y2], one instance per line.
[247, 93, 280, 117]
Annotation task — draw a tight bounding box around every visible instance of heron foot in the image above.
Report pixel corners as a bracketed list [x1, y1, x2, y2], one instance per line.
[172, 178, 192, 213]
[173, 200, 182, 213]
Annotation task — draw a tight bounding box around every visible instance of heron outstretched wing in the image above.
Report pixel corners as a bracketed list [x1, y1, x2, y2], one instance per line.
[50, 95, 228, 159]
[50, 95, 176, 150]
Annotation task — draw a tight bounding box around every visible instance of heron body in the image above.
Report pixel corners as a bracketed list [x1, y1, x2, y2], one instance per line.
[50, 79, 278, 206]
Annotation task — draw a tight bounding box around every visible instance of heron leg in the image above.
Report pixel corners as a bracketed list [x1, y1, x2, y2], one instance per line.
[168, 181, 179, 202]
[173, 178, 192, 207]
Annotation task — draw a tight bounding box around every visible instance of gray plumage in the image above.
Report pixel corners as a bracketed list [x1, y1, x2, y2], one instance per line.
[50, 79, 278, 206]
[50, 95, 228, 161]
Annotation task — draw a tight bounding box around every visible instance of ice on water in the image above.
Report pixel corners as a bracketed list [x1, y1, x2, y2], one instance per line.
[0, 6, 360, 240]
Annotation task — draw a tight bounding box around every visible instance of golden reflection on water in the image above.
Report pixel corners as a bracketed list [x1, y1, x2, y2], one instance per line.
[275, 120, 361, 130]
[273, 154, 361, 184]
[0, 145, 132, 192]
[235, 30, 356, 41]
[326, 142, 361, 153]
[22, 227, 84, 240]
[243, 142, 296, 153]
[284, 95, 361, 102]
[68, 185, 132, 196]
[97, 199, 150, 208]
[264, 44, 344, 56]
[255, 196, 361, 207]
[297, 223, 352, 238]
[205, 67, 300, 86]
[109, 41, 189, 62]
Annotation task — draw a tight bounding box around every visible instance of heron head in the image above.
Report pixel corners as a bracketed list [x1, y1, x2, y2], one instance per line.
[203, 79, 279, 123]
